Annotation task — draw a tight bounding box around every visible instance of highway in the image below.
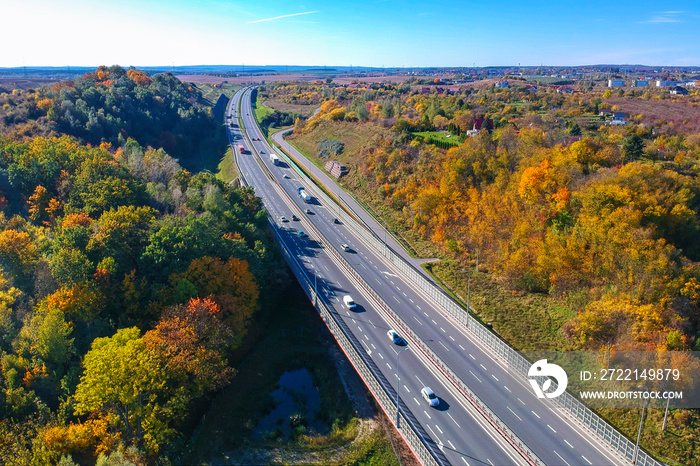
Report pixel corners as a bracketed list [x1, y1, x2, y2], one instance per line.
[227, 87, 630, 466]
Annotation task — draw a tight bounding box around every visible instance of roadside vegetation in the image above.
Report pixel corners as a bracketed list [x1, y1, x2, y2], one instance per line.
[260, 78, 700, 466]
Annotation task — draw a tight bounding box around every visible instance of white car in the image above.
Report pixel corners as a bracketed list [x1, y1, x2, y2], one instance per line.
[341, 244, 350, 252]
[387, 329, 405, 345]
[421, 387, 439, 407]
[343, 295, 356, 310]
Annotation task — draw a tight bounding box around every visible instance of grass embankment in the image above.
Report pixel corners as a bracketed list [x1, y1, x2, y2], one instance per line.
[279, 119, 698, 465]
[186, 279, 398, 465]
[181, 83, 242, 180]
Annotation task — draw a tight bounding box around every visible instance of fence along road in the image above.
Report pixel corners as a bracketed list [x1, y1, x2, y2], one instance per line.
[262, 91, 664, 466]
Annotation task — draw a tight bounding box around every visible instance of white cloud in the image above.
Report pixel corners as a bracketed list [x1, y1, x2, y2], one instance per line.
[639, 11, 684, 23]
[247, 11, 319, 24]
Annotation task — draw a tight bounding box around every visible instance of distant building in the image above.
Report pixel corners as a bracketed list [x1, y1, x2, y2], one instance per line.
[421, 87, 431, 94]
[634, 80, 649, 87]
[607, 112, 629, 125]
[670, 86, 688, 95]
[495, 80, 509, 88]
[466, 118, 494, 136]
[448, 86, 460, 94]
[656, 80, 678, 87]
[608, 79, 625, 87]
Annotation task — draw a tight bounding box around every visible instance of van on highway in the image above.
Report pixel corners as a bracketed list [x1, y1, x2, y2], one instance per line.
[343, 295, 357, 310]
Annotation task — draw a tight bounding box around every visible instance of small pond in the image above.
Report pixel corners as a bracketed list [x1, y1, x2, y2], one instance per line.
[253, 367, 329, 440]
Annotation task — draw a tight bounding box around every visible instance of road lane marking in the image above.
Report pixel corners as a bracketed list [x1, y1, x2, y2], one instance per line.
[424, 410, 431, 420]
[404, 385, 410, 393]
[360, 263, 367, 269]
[414, 398, 420, 405]
[415, 375, 424, 385]
[518, 398, 525, 405]
[371, 343, 376, 349]
[480, 364, 487, 370]
[393, 296, 400, 303]
[435, 424, 443, 434]
[504, 385, 511, 393]
[409, 298, 414, 303]
[440, 327, 446, 333]
[431, 319, 437, 325]
[487, 460, 494, 466]
[416, 305, 421, 310]
[378, 352, 384, 359]
[469, 371, 482, 383]
[506, 406, 522, 421]
[448, 412, 460, 427]
[386, 363, 391, 369]
[364, 334, 369, 340]
[449, 335, 455, 341]
[438, 341, 450, 351]
[582, 455, 592, 465]
[447, 439, 454, 449]
[564, 439, 574, 448]
[553, 451, 571, 466]
[469, 353, 475, 360]
[368, 319, 376, 329]
[491, 374, 499, 381]
[461, 458, 471, 466]
[375, 278, 381, 284]
[424, 312, 429, 317]
[459, 344, 466, 350]
[413, 316, 423, 325]
[547, 424, 556, 433]
[531, 410, 540, 419]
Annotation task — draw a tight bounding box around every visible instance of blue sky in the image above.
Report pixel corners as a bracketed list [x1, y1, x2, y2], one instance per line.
[3, 0, 699, 67]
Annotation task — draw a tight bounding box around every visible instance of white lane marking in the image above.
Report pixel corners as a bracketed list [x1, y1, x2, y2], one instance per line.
[378, 352, 384, 359]
[461, 458, 471, 466]
[357, 326, 362, 332]
[390, 280, 395, 285]
[469, 371, 482, 383]
[352, 319, 356, 324]
[449, 335, 455, 341]
[491, 374, 499, 382]
[323, 265, 329, 271]
[413, 316, 423, 325]
[368, 319, 376, 329]
[416, 305, 421, 310]
[362, 341, 372, 355]
[435, 424, 443, 434]
[469, 353, 475, 360]
[480, 364, 487, 370]
[414, 397, 420, 406]
[424, 312, 429, 317]
[375, 278, 381, 285]
[564, 439, 574, 448]
[506, 406, 522, 421]
[504, 385, 511, 393]
[431, 319, 437, 325]
[547, 424, 556, 433]
[404, 385, 410, 393]
[409, 298, 414, 303]
[487, 459, 494, 466]
[438, 341, 450, 351]
[369, 260, 373, 265]
[582, 455, 592, 465]
[424, 410, 432, 420]
[531, 410, 540, 419]
[393, 296, 400, 303]
[553, 451, 571, 466]
[440, 327, 446, 333]
[360, 263, 367, 269]
[364, 334, 369, 340]
[459, 344, 466, 350]
[386, 363, 392, 369]
[402, 292, 407, 297]
[447, 439, 455, 450]
[448, 412, 460, 427]
[371, 343, 376, 349]
[415, 375, 424, 386]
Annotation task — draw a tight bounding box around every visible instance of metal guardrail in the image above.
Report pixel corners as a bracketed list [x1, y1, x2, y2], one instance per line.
[271, 132, 664, 466]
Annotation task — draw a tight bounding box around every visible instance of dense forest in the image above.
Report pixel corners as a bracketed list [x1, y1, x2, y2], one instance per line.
[0, 68, 286, 464]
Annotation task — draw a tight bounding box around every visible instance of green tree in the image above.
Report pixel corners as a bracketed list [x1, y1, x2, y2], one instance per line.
[623, 134, 645, 160]
[74, 328, 168, 452]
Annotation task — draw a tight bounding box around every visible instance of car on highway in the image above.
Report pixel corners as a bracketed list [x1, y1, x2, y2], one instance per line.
[341, 244, 350, 252]
[387, 329, 405, 345]
[280, 216, 288, 223]
[333, 218, 341, 224]
[292, 214, 299, 221]
[260, 150, 265, 154]
[283, 174, 290, 179]
[297, 230, 306, 237]
[343, 295, 357, 310]
[305, 209, 312, 214]
[421, 387, 439, 407]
